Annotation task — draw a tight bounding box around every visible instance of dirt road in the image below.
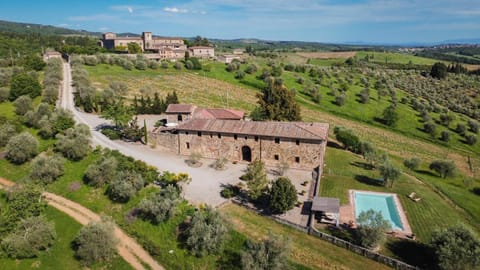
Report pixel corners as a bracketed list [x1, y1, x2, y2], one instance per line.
[0, 177, 163, 270]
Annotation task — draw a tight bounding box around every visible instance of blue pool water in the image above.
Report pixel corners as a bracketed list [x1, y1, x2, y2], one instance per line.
[354, 191, 404, 231]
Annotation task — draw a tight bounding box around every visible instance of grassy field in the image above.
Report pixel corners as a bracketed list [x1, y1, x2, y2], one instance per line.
[355, 51, 439, 65]
[320, 146, 479, 242]
[0, 198, 132, 270]
[220, 203, 391, 270]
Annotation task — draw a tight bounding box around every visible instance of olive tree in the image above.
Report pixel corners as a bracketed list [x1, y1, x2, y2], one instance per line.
[379, 161, 401, 188]
[356, 209, 391, 249]
[430, 225, 480, 270]
[13, 95, 33, 116]
[84, 156, 118, 187]
[429, 160, 456, 178]
[185, 207, 228, 257]
[137, 185, 180, 224]
[5, 132, 38, 164]
[74, 220, 118, 266]
[55, 124, 91, 160]
[107, 170, 144, 202]
[28, 154, 65, 184]
[1, 216, 56, 259]
[241, 233, 290, 270]
[0, 122, 16, 147]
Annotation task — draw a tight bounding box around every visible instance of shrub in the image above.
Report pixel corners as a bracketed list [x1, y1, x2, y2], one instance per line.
[212, 157, 227, 170]
[185, 207, 228, 257]
[28, 155, 65, 184]
[356, 210, 390, 249]
[9, 73, 42, 100]
[424, 122, 437, 137]
[235, 70, 245, 79]
[245, 64, 257, 74]
[440, 130, 451, 142]
[74, 221, 118, 266]
[137, 185, 180, 224]
[241, 159, 268, 200]
[5, 132, 38, 164]
[84, 156, 118, 187]
[241, 233, 290, 270]
[174, 62, 182, 70]
[465, 134, 477, 145]
[269, 177, 298, 214]
[55, 124, 91, 160]
[381, 105, 399, 127]
[0, 87, 10, 102]
[403, 157, 420, 171]
[161, 61, 169, 69]
[135, 60, 147, 70]
[430, 62, 448, 79]
[0, 123, 16, 147]
[13, 95, 33, 115]
[83, 55, 98, 66]
[101, 128, 121, 140]
[430, 225, 480, 270]
[107, 170, 144, 202]
[187, 152, 202, 166]
[429, 160, 456, 178]
[1, 216, 56, 259]
[333, 126, 361, 153]
[468, 120, 479, 133]
[456, 123, 467, 136]
[335, 93, 346, 106]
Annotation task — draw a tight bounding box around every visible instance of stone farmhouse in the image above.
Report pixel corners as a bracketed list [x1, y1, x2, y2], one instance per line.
[188, 46, 215, 59]
[152, 104, 328, 170]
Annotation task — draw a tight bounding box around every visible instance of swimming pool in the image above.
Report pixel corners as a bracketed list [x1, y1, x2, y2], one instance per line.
[353, 191, 404, 231]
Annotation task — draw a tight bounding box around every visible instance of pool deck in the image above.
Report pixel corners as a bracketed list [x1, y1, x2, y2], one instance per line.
[341, 190, 412, 238]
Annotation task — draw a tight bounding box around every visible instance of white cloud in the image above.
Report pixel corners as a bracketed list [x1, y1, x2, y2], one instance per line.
[99, 27, 109, 31]
[127, 7, 133, 13]
[163, 7, 189, 13]
[57, 23, 71, 27]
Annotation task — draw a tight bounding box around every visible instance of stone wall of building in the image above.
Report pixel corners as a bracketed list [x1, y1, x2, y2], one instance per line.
[149, 132, 178, 153]
[178, 131, 261, 161]
[166, 113, 192, 124]
[177, 131, 326, 170]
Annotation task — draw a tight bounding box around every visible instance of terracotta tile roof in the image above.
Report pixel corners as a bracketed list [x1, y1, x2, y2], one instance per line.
[175, 119, 329, 140]
[193, 108, 244, 120]
[189, 46, 214, 49]
[166, 104, 196, 114]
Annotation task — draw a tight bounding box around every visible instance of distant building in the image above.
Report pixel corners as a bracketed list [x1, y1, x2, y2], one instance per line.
[43, 51, 62, 61]
[99, 32, 187, 60]
[217, 54, 241, 64]
[189, 46, 215, 58]
[233, 48, 245, 55]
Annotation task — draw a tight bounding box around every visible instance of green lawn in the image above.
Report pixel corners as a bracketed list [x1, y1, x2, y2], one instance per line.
[0, 200, 132, 270]
[355, 51, 439, 65]
[221, 203, 392, 270]
[319, 146, 479, 242]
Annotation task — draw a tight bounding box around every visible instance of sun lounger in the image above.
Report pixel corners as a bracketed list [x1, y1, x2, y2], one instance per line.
[408, 192, 416, 199]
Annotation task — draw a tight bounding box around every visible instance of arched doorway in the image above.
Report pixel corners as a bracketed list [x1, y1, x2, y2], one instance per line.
[241, 146, 252, 162]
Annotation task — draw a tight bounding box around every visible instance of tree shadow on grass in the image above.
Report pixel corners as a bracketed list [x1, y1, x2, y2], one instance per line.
[327, 141, 343, 149]
[471, 187, 480, 196]
[354, 175, 384, 186]
[416, 169, 438, 177]
[351, 161, 374, 170]
[386, 239, 436, 269]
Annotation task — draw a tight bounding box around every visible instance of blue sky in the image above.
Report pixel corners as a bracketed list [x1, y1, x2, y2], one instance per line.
[1, 0, 479, 44]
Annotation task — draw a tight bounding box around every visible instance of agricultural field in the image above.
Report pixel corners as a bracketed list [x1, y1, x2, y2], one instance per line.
[82, 57, 480, 244]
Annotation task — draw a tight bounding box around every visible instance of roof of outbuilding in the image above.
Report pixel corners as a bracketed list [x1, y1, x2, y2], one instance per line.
[175, 119, 328, 140]
[193, 108, 244, 120]
[165, 104, 196, 114]
[311, 197, 340, 213]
